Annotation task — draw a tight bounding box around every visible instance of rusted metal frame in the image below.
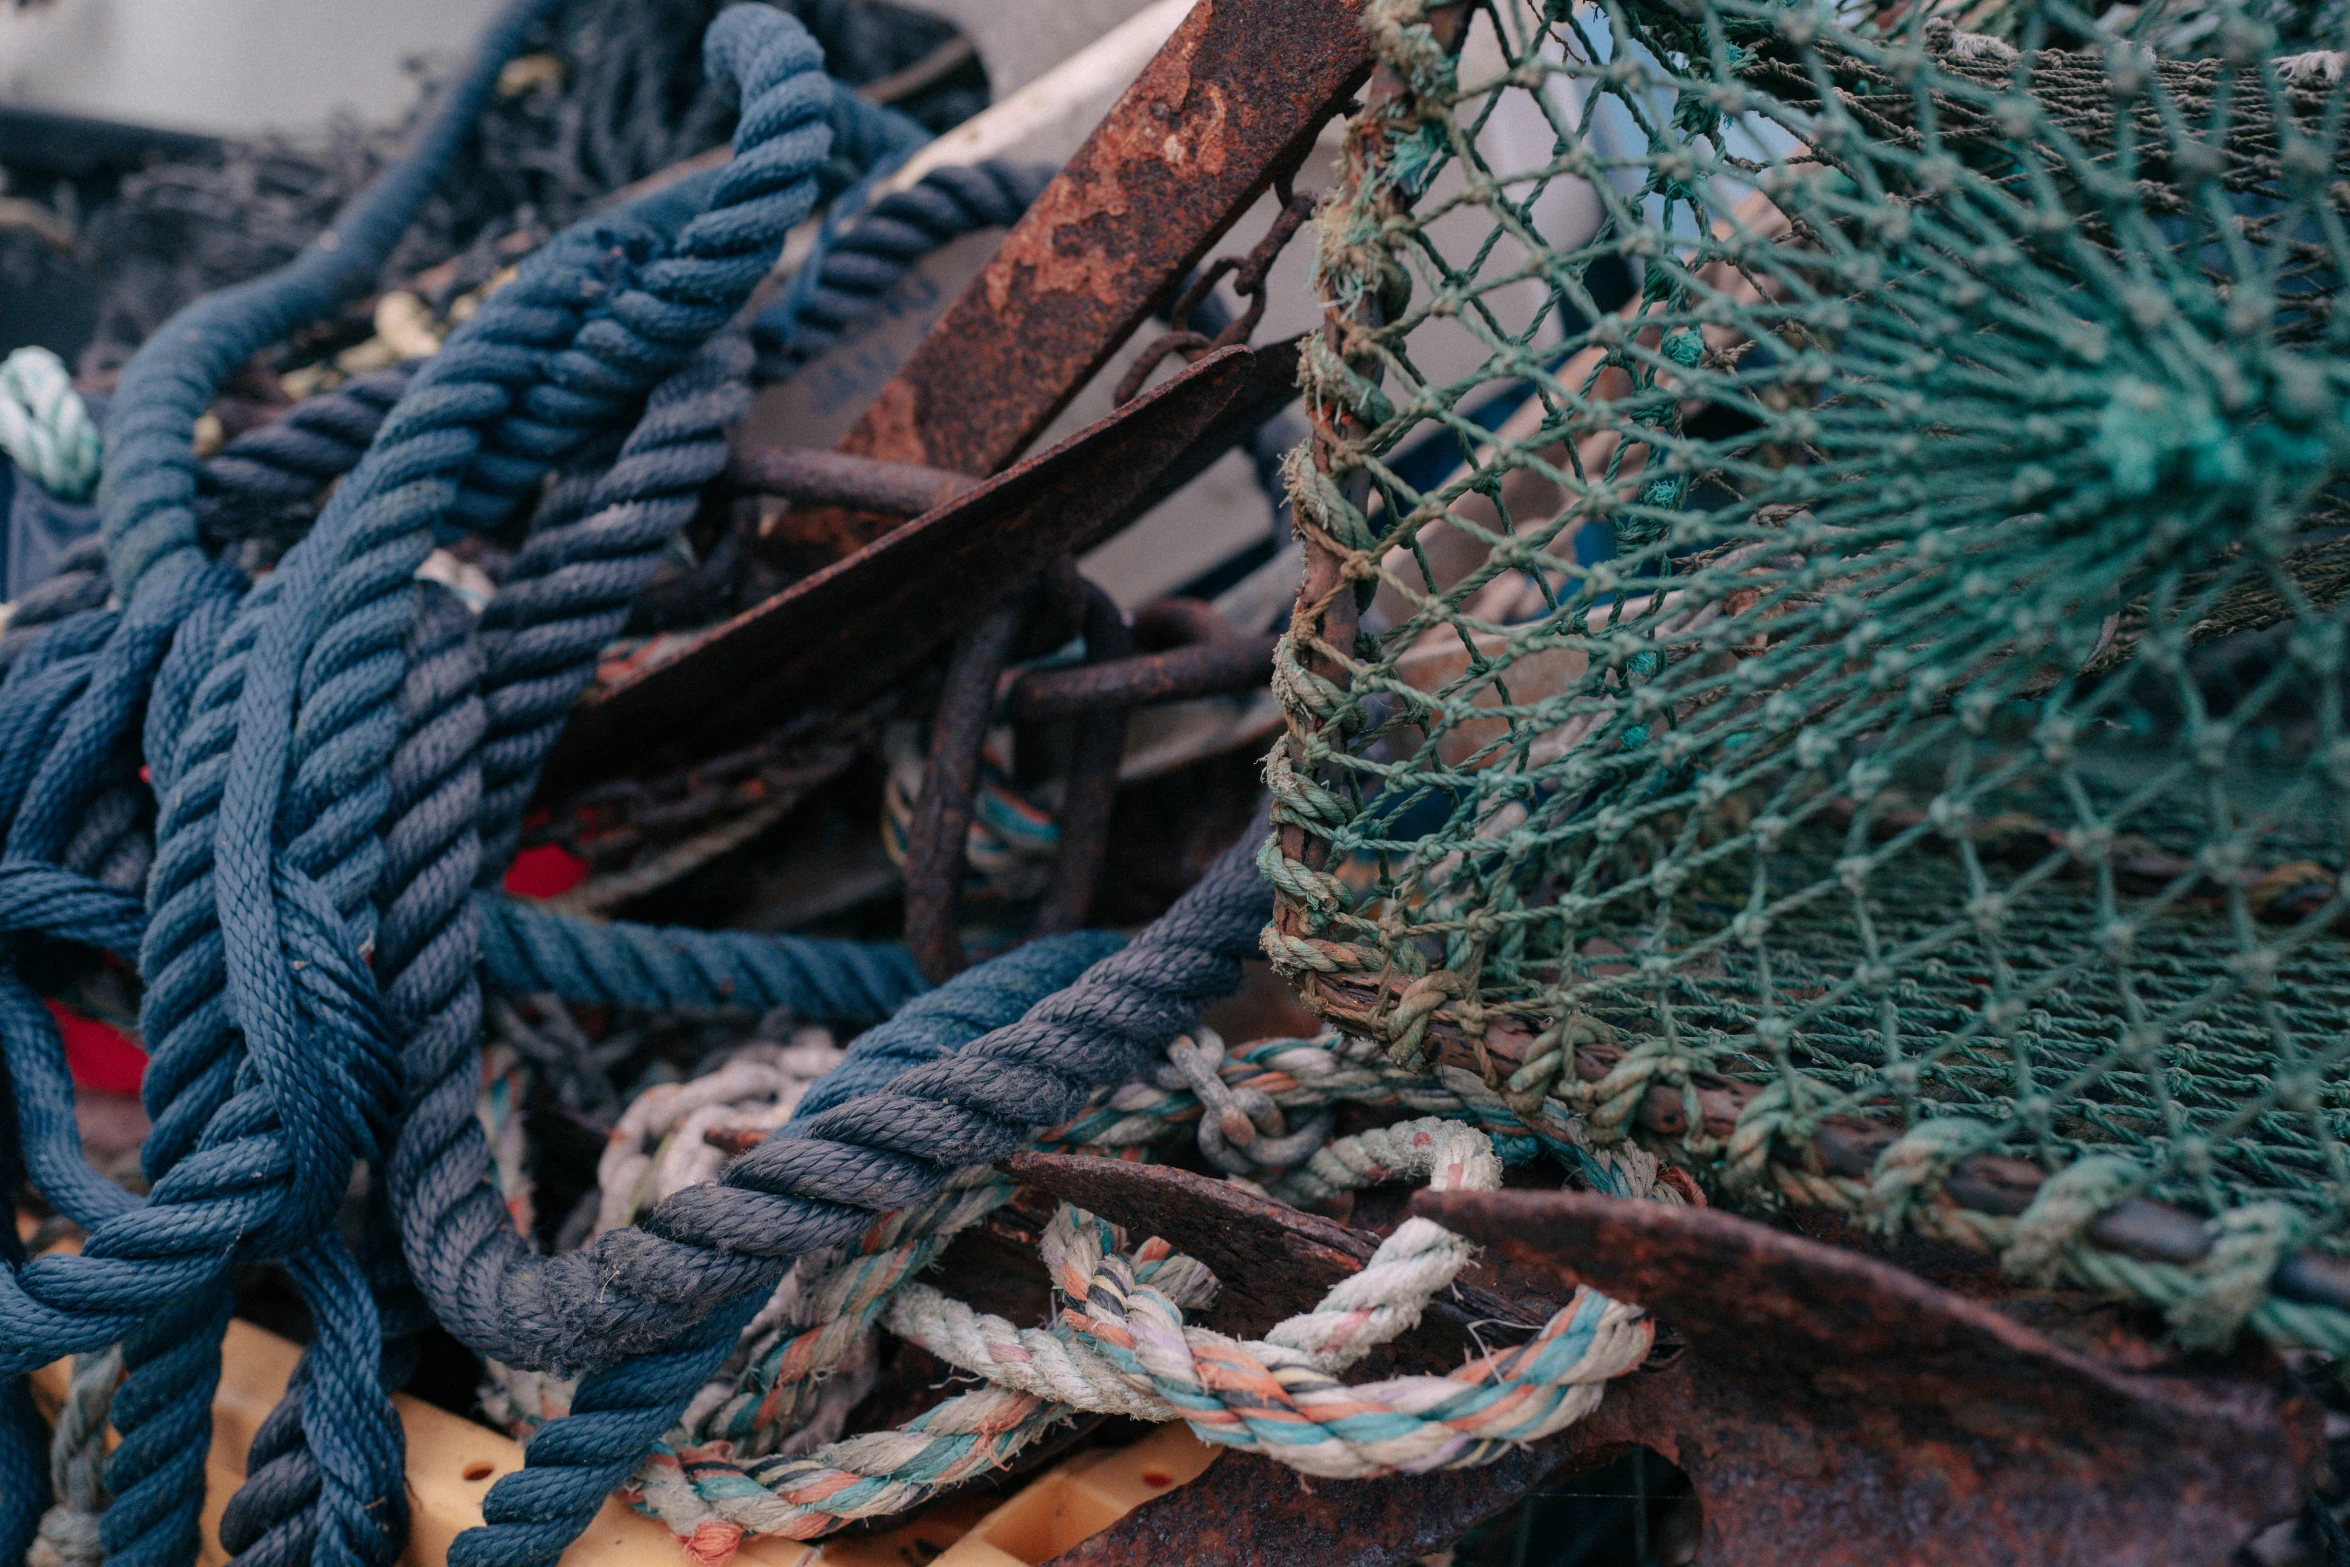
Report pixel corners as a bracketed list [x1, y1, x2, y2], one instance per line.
[1033, 580, 1132, 935]
[1004, 633, 1278, 719]
[1007, 594, 1275, 720]
[1410, 1188, 2321, 1567]
[1087, 334, 1306, 551]
[904, 571, 1137, 975]
[1277, 3, 1476, 1020]
[1304, 971, 2350, 1315]
[904, 599, 1027, 983]
[722, 445, 978, 517]
[1045, 1443, 1572, 1567]
[1004, 1152, 2318, 1566]
[537, 348, 1254, 785]
[836, 0, 1378, 480]
[1110, 184, 1320, 407]
[1132, 597, 1232, 649]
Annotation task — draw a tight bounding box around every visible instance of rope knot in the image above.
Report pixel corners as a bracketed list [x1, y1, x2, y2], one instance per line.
[1583, 1035, 1710, 1149]
[1722, 1070, 1829, 1191]
[1381, 968, 1465, 1072]
[1863, 1117, 1992, 1239]
[2172, 1201, 2304, 1351]
[1502, 1011, 1612, 1121]
[0, 345, 101, 500]
[1159, 1027, 1333, 1177]
[1999, 1153, 2141, 1284]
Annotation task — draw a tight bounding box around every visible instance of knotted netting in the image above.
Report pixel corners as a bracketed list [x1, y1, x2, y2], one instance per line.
[1264, 0, 2350, 1350]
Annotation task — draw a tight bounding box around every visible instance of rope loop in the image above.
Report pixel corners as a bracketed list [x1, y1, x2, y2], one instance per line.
[2173, 1201, 2306, 1351]
[0, 348, 100, 502]
[1503, 1010, 1612, 1122]
[1721, 1069, 1830, 1191]
[1863, 1117, 1996, 1240]
[2000, 1153, 2142, 1284]
[1381, 967, 1465, 1072]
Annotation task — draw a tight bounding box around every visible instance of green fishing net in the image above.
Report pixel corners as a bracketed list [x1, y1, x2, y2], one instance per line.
[1264, 0, 2350, 1350]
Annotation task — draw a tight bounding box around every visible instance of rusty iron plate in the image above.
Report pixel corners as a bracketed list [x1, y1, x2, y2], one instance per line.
[1046, 1443, 1576, 1567]
[539, 346, 1251, 782]
[1001, 1153, 2319, 1565]
[1411, 1188, 2323, 1567]
[838, 1, 1372, 480]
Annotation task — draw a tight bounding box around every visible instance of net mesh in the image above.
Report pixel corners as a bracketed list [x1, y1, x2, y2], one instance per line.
[1264, 0, 2350, 1350]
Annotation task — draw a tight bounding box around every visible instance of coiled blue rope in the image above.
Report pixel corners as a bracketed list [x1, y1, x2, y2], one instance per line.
[97, 0, 573, 608]
[0, 10, 931, 1567]
[750, 159, 1055, 383]
[0, 17, 1283, 1567]
[449, 837, 1268, 1567]
[0, 5, 573, 1559]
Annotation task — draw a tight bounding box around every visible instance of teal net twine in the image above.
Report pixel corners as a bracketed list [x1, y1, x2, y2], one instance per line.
[1266, 0, 2350, 1351]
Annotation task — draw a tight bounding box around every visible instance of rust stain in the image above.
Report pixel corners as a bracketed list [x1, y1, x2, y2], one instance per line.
[857, 377, 926, 467]
[982, 15, 1212, 314]
[838, 0, 1372, 484]
[1416, 1189, 2322, 1567]
[983, 2, 1204, 314]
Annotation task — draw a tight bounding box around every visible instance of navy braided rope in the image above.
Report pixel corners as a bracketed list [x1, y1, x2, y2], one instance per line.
[111, 225, 620, 1567]
[380, 311, 929, 1363]
[188, 16, 897, 1559]
[445, 836, 1269, 1567]
[471, 327, 758, 875]
[0, 539, 110, 673]
[0, 12, 877, 1567]
[193, 365, 417, 551]
[478, 900, 922, 1017]
[98, 0, 571, 605]
[147, 16, 844, 1564]
[207, 588, 466, 1567]
[0, 1054, 44, 1567]
[749, 159, 1055, 382]
[790, 930, 1122, 1120]
[0, 59, 603, 1567]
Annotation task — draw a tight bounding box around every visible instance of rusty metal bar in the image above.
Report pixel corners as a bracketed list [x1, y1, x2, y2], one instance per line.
[1045, 1445, 1571, 1567]
[538, 347, 1254, 784]
[1131, 597, 1232, 649]
[1032, 579, 1132, 934]
[723, 445, 978, 516]
[836, 0, 1375, 479]
[1412, 1188, 2320, 1567]
[904, 599, 1026, 983]
[1005, 633, 1276, 720]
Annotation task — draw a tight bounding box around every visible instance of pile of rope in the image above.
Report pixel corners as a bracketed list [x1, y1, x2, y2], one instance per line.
[0, 2, 951, 1562]
[29, 0, 983, 379]
[0, 5, 1661, 1567]
[473, 986, 1659, 1561]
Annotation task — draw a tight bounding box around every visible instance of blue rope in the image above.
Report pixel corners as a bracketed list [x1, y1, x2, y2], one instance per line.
[476, 897, 923, 1019]
[0, 10, 910, 1567]
[448, 837, 1268, 1566]
[0, 15, 1280, 1567]
[789, 930, 1122, 1120]
[0, 1045, 49, 1567]
[98, 0, 572, 606]
[750, 159, 1055, 382]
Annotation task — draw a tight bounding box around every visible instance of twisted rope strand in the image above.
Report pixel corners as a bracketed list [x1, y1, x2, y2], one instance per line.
[446, 835, 1269, 1567]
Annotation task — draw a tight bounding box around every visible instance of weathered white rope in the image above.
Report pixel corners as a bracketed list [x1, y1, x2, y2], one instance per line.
[888, 1123, 1653, 1478]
